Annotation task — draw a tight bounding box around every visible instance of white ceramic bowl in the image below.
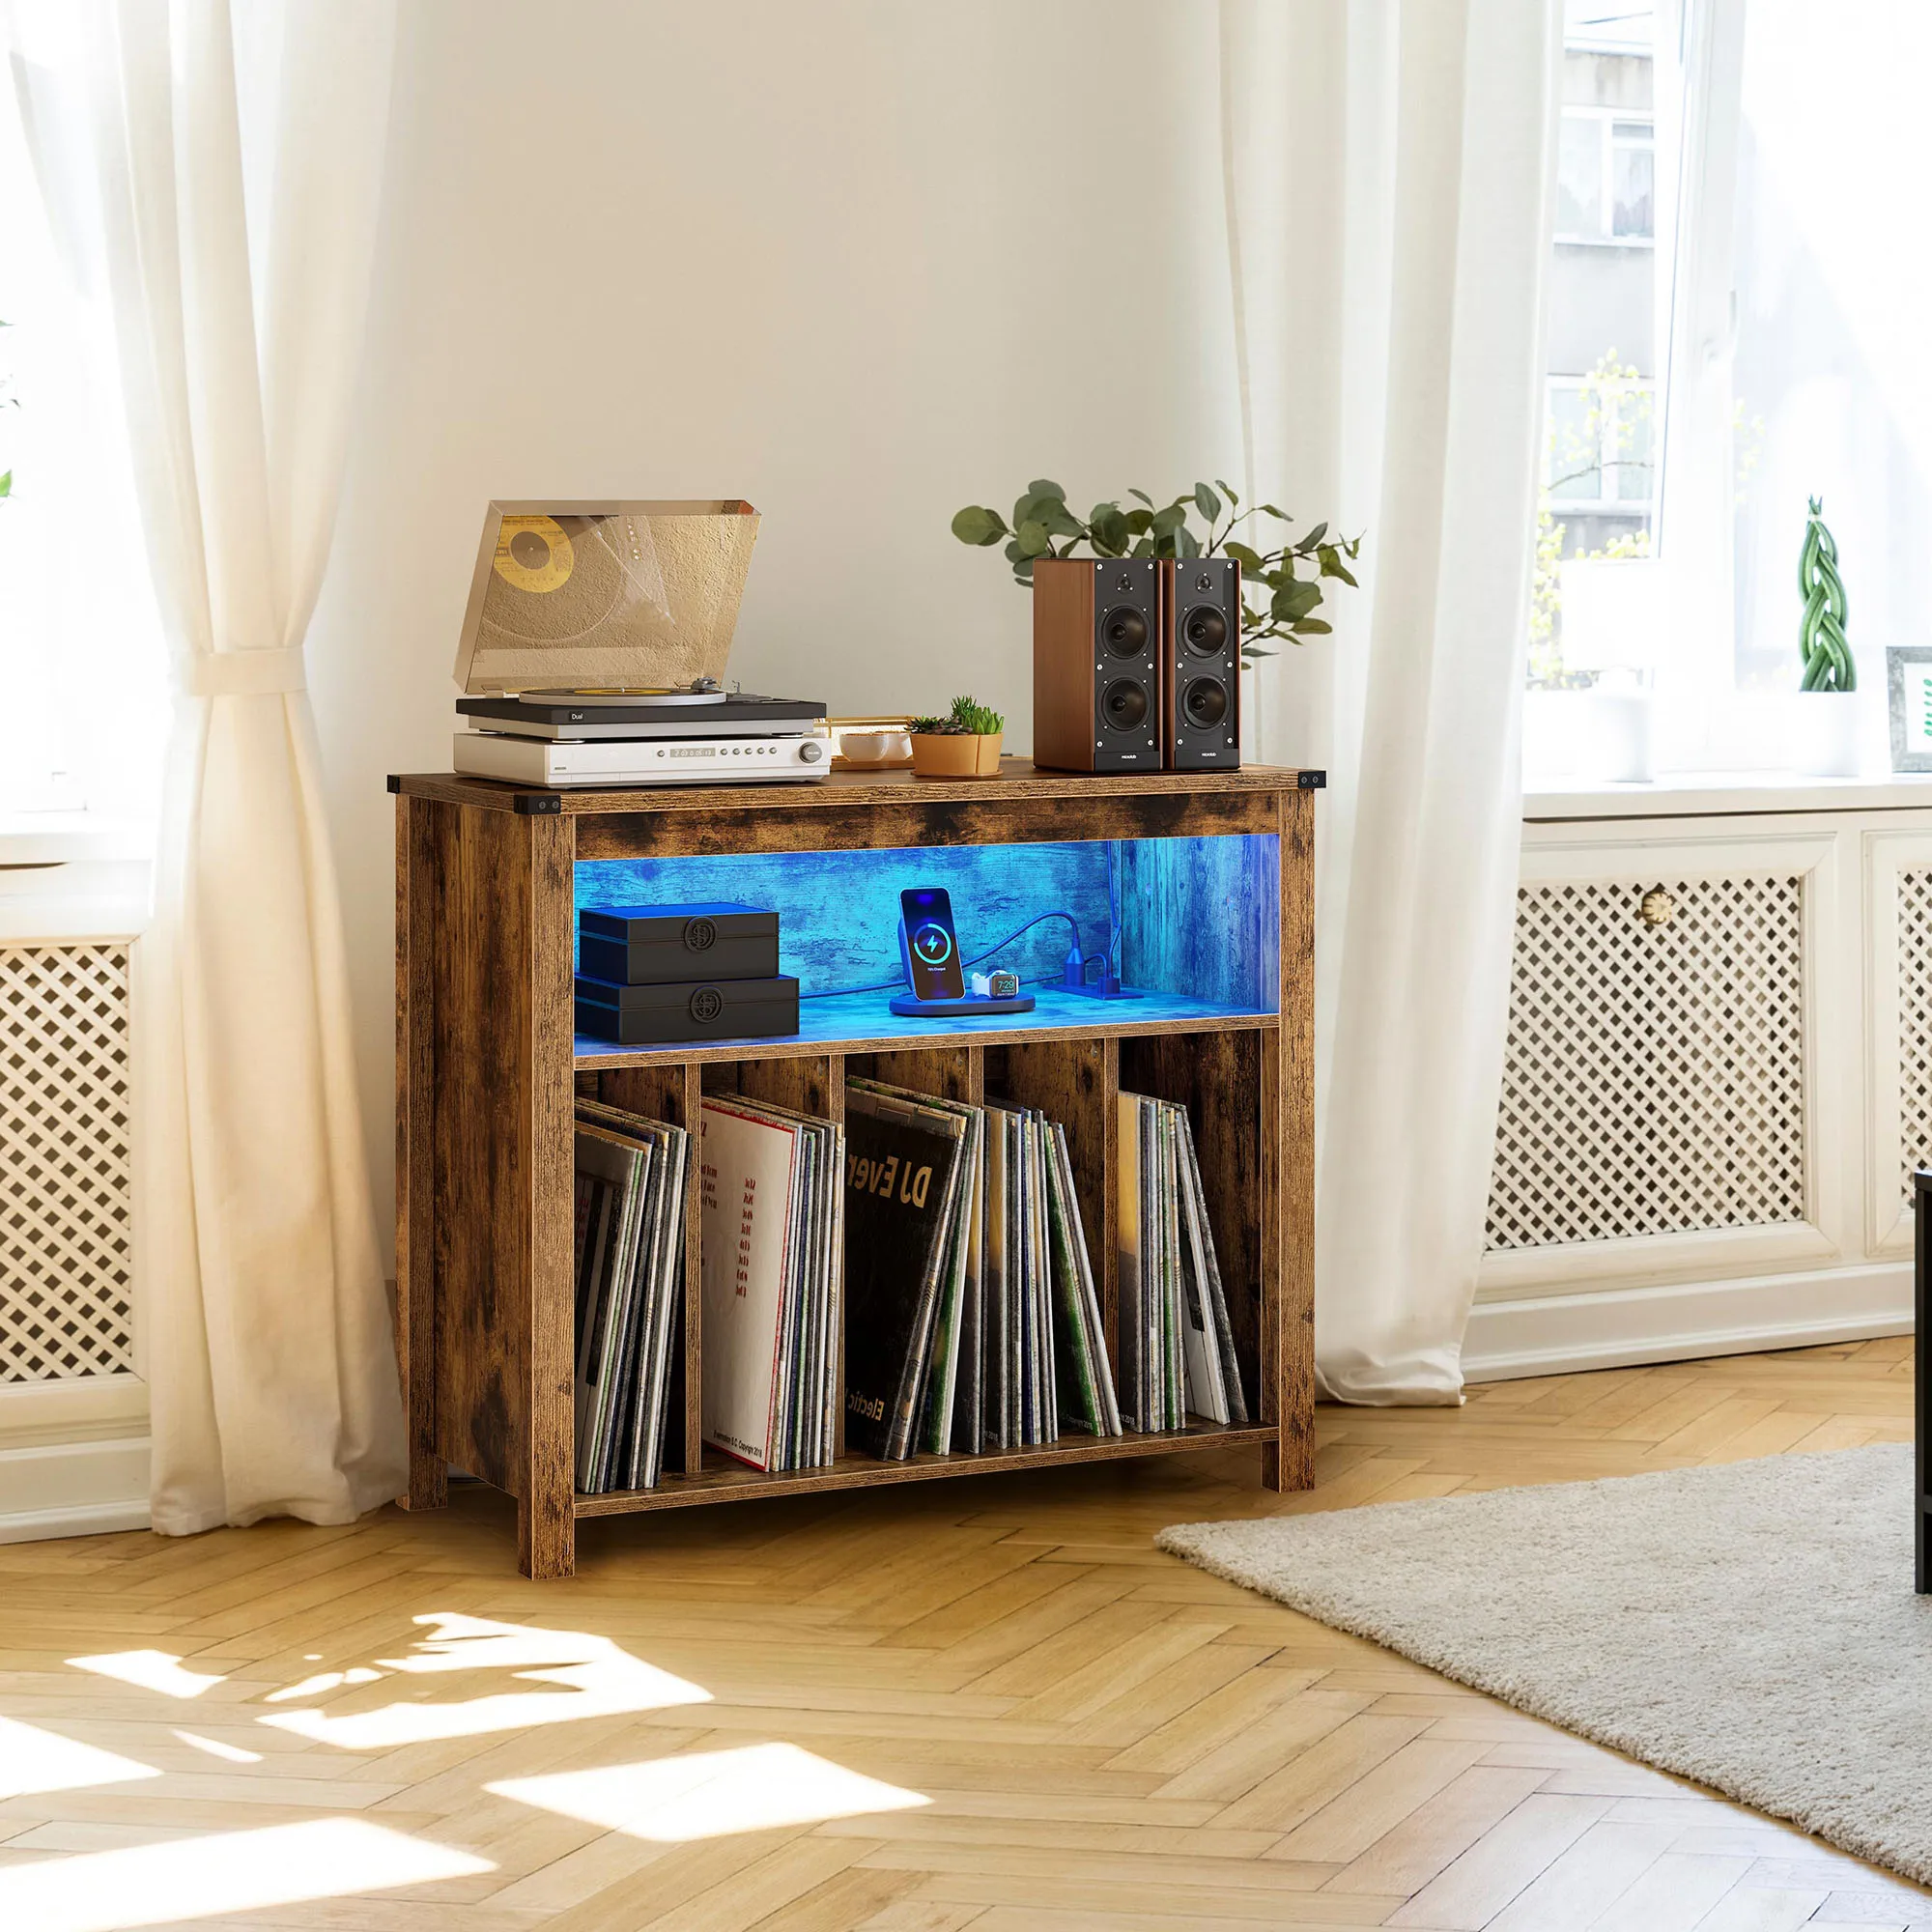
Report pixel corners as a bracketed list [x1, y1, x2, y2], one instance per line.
[840, 729, 911, 764]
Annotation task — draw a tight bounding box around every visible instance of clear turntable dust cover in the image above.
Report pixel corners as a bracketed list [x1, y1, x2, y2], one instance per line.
[454, 499, 760, 694]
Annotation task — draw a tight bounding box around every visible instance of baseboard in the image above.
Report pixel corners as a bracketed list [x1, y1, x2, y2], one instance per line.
[1462, 1261, 1913, 1382]
[0, 1435, 152, 1544]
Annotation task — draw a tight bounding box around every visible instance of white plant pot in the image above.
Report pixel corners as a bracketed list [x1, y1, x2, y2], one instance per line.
[1580, 689, 1654, 783]
[1788, 691, 1861, 779]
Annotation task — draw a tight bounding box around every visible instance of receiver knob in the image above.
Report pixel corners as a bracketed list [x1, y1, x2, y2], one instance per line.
[798, 740, 825, 763]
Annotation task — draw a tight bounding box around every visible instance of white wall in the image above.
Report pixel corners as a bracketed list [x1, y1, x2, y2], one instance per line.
[304, 0, 1245, 1246]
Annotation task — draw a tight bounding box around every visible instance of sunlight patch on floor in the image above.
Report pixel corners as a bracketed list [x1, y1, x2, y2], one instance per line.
[0, 1717, 158, 1801]
[488, 1741, 930, 1842]
[170, 1730, 261, 1764]
[0, 1817, 493, 1932]
[66, 1653, 223, 1700]
[254, 1612, 710, 1749]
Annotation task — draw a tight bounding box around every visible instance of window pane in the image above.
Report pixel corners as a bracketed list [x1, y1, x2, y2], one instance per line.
[1613, 401, 1653, 502]
[1612, 142, 1654, 238]
[1548, 386, 1601, 500]
[1727, 7, 1932, 694]
[1556, 116, 1603, 238]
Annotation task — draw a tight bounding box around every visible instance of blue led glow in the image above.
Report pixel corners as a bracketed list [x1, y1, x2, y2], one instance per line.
[573, 836, 1279, 1045]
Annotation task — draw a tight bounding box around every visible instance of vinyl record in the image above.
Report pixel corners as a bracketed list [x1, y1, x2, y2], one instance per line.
[493, 515, 575, 594]
[481, 514, 633, 647]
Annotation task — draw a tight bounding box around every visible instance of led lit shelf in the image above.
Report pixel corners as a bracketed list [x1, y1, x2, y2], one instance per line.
[575, 984, 1275, 1066]
[391, 761, 1316, 1578]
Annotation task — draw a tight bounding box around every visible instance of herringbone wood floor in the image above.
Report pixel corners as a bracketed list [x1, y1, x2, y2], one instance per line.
[0, 1340, 1922, 1930]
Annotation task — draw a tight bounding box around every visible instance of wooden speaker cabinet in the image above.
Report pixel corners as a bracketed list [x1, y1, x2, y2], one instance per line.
[1032, 557, 1165, 773]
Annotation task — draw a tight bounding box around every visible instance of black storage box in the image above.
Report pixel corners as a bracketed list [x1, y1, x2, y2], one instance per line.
[575, 973, 801, 1046]
[578, 901, 780, 985]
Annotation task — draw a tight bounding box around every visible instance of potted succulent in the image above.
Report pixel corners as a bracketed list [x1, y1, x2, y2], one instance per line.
[1790, 497, 1859, 779]
[909, 696, 1005, 778]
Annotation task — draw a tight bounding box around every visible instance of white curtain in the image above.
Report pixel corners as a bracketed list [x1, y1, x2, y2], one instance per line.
[17, 0, 405, 1529]
[1219, 0, 1558, 1401]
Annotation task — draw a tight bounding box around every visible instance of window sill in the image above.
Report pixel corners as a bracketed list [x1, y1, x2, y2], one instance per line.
[1523, 771, 1932, 823]
[0, 810, 155, 867]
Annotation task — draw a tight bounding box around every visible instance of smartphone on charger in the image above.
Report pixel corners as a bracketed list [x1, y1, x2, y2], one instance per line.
[900, 887, 965, 1001]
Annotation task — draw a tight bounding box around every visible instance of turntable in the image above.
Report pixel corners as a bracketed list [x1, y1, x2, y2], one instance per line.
[448, 500, 830, 788]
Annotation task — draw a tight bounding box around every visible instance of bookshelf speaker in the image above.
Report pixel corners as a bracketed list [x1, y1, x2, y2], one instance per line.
[1162, 557, 1241, 770]
[1031, 557, 1164, 773]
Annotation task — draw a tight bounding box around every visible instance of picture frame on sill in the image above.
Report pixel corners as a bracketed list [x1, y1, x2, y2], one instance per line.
[1887, 647, 1932, 773]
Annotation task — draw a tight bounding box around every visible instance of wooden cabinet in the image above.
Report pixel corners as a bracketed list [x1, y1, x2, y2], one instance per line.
[391, 761, 1316, 1577]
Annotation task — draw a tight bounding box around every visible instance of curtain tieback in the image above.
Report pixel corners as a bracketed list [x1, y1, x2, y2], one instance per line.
[184, 648, 307, 697]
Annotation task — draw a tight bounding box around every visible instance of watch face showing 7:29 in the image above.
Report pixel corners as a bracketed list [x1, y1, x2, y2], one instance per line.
[901, 887, 964, 1000]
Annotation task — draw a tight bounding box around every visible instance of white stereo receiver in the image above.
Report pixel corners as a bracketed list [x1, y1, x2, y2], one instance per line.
[454, 729, 834, 788]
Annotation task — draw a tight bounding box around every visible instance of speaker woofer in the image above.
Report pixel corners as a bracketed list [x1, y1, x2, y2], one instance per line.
[1100, 606, 1150, 658]
[1182, 676, 1228, 728]
[1101, 677, 1150, 732]
[1181, 606, 1228, 656]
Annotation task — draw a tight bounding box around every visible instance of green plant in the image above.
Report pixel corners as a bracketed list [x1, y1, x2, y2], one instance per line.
[911, 695, 1005, 737]
[1798, 496, 1853, 692]
[951, 478, 1360, 662]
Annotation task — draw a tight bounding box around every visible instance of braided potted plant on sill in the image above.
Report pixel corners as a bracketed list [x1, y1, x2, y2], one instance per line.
[951, 477, 1362, 667]
[1792, 496, 1858, 779]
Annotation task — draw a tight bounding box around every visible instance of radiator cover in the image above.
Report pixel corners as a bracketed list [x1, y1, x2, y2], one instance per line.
[1, 942, 134, 1380]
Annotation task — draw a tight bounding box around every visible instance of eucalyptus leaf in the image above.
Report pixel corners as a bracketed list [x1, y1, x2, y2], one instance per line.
[1175, 523, 1201, 559]
[1131, 536, 1155, 557]
[1128, 488, 1155, 507]
[1215, 477, 1240, 507]
[951, 504, 1008, 547]
[1194, 482, 1221, 522]
[1271, 580, 1321, 623]
[1225, 541, 1264, 572]
[1041, 501, 1086, 539]
[1027, 478, 1067, 502]
[1150, 502, 1187, 538]
[1090, 505, 1130, 554]
[1295, 521, 1329, 554]
[1124, 507, 1153, 535]
[1292, 618, 1333, 635]
[1015, 519, 1054, 557]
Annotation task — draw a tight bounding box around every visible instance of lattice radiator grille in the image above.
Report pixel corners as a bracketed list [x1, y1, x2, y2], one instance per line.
[1897, 867, 1932, 1209]
[1, 944, 134, 1380]
[1487, 875, 1806, 1250]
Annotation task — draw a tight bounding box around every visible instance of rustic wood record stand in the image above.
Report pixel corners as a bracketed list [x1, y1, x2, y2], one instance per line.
[391, 760, 1317, 1577]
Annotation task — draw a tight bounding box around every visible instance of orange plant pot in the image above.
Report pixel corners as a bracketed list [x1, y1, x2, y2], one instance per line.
[909, 730, 1003, 778]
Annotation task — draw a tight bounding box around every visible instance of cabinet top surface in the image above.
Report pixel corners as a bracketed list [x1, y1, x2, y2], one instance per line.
[389, 758, 1319, 816]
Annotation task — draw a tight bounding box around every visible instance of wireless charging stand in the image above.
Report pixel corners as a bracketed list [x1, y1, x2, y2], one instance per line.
[887, 919, 1036, 1018]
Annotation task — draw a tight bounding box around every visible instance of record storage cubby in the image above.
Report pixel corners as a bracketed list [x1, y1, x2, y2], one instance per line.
[392, 761, 1316, 1577]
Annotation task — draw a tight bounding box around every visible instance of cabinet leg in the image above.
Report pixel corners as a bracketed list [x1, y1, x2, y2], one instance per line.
[400, 1456, 447, 1513]
[519, 1492, 576, 1580]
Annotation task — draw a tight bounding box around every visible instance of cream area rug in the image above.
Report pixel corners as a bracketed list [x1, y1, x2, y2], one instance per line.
[1158, 1443, 1932, 1885]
